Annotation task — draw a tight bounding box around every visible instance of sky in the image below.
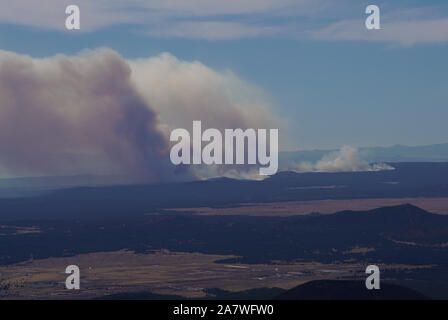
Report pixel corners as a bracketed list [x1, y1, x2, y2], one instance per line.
[0, 0, 447, 154]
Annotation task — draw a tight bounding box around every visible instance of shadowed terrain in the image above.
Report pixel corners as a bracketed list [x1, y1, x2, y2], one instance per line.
[275, 280, 428, 300]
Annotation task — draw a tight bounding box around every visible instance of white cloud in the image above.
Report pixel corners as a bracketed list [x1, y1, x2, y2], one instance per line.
[0, 0, 319, 31]
[0, 0, 447, 45]
[310, 18, 448, 46]
[130, 0, 307, 16]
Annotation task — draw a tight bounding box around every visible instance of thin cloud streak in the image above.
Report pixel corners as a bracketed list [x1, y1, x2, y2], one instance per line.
[310, 18, 448, 46]
[2, 0, 447, 45]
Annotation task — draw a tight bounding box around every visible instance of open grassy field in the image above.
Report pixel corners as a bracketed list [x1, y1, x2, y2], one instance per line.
[0, 250, 426, 299]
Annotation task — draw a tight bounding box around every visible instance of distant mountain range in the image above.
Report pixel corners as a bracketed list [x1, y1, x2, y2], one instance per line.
[0, 174, 133, 198]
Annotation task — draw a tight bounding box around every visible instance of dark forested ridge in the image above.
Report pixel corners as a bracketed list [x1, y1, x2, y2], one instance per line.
[274, 280, 428, 300]
[1, 204, 448, 266]
[1, 162, 448, 220]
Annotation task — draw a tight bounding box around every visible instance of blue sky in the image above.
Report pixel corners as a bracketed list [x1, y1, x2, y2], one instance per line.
[0, 0, 447, 150]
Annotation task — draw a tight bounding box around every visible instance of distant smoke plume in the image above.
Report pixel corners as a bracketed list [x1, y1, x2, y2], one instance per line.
[289, 146, 394, 173]
[0, 49, 278, 181]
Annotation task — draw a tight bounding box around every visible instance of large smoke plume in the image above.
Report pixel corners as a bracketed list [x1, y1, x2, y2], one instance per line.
[0, 49, 176, 181]
[0, 49, 276, 181]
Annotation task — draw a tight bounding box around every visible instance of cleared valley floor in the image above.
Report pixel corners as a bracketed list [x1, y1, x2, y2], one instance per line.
[0, 250, 424, 299]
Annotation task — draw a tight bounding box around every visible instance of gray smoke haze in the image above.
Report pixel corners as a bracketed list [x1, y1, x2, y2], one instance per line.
[0, 49, 278, 181]
[0, 49, 181, 181]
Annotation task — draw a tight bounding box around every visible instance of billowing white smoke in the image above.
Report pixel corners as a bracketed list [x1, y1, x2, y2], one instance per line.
[0, 49, 277, 181]
[289, 146, 394, 173]
[129, 53, 275, 137]
[130, 53, 278, 180]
